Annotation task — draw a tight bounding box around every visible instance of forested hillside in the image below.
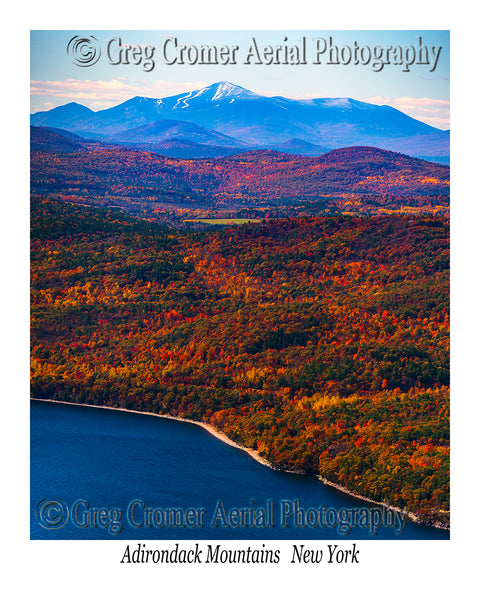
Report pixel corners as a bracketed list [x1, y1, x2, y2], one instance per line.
[30, 198, 449, 527]
[30, 128, 449, 212]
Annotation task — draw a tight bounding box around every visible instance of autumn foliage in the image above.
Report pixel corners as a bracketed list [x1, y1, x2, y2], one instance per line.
[31, 198, 449, 526]
[30, 128, 449, 212]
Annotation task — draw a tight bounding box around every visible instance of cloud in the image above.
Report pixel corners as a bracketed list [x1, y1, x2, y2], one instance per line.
[363, 96, 450, 129]
[30, 78, 208, 109]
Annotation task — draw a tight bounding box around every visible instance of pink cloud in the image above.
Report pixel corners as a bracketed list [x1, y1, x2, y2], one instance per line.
[363, 96, 450, 129]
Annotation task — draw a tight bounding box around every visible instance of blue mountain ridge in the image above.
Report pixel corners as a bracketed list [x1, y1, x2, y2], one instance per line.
[30, 81, 449, 162]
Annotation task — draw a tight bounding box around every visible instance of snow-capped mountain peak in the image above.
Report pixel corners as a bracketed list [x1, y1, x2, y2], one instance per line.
[30, 81, 449, 163]
[168, 81, 259, 110]
[210, 81, 248, 100]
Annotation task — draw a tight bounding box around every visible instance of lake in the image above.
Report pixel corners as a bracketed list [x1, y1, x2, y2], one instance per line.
[30, 400, 449, 540]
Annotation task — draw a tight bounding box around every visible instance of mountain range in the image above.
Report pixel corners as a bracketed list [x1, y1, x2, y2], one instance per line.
[31, 81, 449, 163]
[30, 126, 450, 212]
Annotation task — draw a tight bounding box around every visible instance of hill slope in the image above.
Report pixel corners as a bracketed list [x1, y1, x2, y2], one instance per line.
[110, 118, 247, 148]
[30, 127, 449, 210]
[30, 198, 450, 527]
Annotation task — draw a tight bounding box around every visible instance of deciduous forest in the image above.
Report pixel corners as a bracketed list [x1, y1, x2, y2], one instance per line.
[31, 197, 449, 527]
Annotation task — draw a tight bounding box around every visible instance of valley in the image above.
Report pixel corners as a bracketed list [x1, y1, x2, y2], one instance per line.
[30, 126, 449, 226]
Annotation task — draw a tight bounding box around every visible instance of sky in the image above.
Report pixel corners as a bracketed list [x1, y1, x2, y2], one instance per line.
[30, 30, 450, 129]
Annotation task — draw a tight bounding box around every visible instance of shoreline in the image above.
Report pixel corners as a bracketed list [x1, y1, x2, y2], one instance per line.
[31, 397, 275, 469]
[31, 397, 449, 532]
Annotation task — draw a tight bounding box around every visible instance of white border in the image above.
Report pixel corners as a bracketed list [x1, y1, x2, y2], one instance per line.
[4, 2, 478, 598]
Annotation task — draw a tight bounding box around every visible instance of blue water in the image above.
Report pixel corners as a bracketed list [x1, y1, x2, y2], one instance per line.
[30, 400, 449, 540]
